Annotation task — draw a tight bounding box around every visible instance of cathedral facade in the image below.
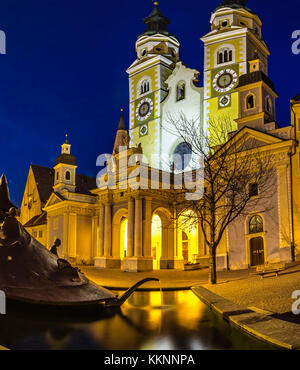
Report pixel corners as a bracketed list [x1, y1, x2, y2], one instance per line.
[20, 1, 300, 272]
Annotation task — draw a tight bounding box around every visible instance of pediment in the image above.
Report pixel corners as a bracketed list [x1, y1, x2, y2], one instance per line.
[227, 127, 285, 152]
[44, 192, 65, 208]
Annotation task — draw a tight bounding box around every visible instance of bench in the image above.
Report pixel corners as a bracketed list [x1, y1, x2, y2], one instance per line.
[256, 262, 286, 279]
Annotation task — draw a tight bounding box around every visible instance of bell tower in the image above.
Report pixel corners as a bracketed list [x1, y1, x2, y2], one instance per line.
[53, 135, 77, 194]
[201, 0, 270, 139]
[235, 59, 278, 131]
[127, 2, 180, 169]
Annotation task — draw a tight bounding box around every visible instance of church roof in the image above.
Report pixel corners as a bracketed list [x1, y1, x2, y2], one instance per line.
[292, 94, 300, 102]
[31, 164, 97, 203]
[55, 153, 77, 166]
[23, 211, 47, 228]
[75, 174, 97, 196]
[140, 3, 174, 38]
[118, 110, 126, 131]
[237, 70, 275, 91]
[216, 0, 253, 13]
[31, 165, 55, 205]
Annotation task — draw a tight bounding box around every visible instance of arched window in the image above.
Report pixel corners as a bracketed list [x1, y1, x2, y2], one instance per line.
[249, 183, 258, 197]
[182, 231, 189, 241]
[246, 94, 255, 109]
[173, 142, 192, 171]
[266, 97, 272, 114]
[249, 215, 264, 234]
[217, 47, 233, 65]
[65, 171, 71, 181]
[140, 80, 150, 95]
[176, 81, 185, 102]
[56, 172, 59, 181]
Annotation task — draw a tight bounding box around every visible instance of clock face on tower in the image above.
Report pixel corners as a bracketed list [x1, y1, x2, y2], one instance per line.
[213, 69, 238, 93]
[136, 98, 154, 122]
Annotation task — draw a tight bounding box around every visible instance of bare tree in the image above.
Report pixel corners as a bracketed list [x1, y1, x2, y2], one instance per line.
[166, 114, 275, 284]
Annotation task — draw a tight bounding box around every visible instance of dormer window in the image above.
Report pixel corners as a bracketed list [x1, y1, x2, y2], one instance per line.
[217, 47, 233, 64]
[140, 80, 150, 95]
[176, 81, 185, 102]
[141, 49, 147, 57]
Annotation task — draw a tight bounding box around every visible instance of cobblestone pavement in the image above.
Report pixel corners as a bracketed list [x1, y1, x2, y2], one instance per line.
[204, 263, 300, 318]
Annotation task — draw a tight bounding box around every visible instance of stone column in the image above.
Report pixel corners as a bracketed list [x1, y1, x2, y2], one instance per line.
[98, 205, 105, 257]
[123, 196, 153, 273]
[62, 213, 69, 258]
[127, 197, 135, 258]
[95, 203, 121, 269]
[46, 216, 51, 249]
[134, 197, 143, 257]
[104, 203, 112, 257]
[68, 213, 77, 263]
[143, 197, 152, 257]
[92, 215, 99, 260]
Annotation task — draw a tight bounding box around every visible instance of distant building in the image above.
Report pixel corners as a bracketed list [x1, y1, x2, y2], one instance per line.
[20, 1, 300, 271]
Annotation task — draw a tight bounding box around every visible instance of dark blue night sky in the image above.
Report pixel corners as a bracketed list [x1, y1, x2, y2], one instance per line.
[0, 0, 299, 206]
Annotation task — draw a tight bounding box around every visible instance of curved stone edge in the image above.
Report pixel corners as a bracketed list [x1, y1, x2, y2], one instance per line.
[191, 286, 299, 350]
[102, 285, 191, 292]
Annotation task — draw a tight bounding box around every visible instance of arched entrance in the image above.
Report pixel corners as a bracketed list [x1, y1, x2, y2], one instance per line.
[112, 209, 128, 263]
[151, 208, 174, 270]
[151, 214, 162, 270]
[250, 237, 265, 266]
[248, 215, 265, 267]
[120, 218, 128, 260]
[178, 211, 199, 265]
[182, 231, 189, 264]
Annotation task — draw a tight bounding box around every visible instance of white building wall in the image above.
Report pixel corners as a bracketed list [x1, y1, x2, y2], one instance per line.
[161, 62, 203, 172]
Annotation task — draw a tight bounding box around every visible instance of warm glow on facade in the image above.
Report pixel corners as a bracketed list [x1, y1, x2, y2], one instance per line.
[19, 0, 300, 274]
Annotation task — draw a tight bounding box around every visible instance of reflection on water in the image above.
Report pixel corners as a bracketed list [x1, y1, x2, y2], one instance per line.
[0, 291, 277, 350]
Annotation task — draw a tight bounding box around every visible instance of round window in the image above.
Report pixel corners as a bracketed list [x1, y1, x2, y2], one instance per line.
[172, 142, 192, 171]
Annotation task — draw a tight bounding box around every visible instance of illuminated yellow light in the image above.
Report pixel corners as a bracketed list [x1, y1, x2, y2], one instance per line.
[178, 211, 198, 264]
[120, 218, 128, 260]
[152, 214, 162, 270]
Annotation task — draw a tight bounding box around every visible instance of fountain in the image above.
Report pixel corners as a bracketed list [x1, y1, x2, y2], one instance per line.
[0, 174, 158, 311]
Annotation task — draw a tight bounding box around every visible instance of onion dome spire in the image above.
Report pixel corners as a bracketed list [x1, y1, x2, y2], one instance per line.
[221, 0, 248, 6]
[55, 135, 76, 166]
[219, 0, 250, 10]
[141, 1, 173, 37]
[64, 134, 70, 144]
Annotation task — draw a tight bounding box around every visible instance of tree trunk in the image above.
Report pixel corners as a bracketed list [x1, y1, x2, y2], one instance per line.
[209, 246, 217, 285]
